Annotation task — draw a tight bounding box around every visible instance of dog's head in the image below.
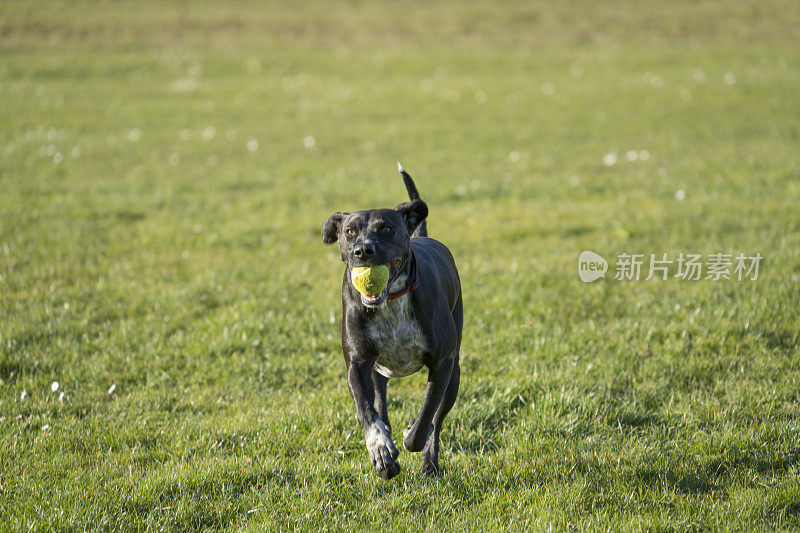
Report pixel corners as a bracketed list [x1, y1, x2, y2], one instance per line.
[322, 200, 427, 307]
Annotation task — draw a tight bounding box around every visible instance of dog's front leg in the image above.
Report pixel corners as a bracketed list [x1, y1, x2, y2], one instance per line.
[347, 361, 400, 478]
[403, 356, 454, 452]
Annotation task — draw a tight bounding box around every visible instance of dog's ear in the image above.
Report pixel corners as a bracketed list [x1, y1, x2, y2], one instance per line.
[321, 212, 347, 244]
[395, 199, 428, 235]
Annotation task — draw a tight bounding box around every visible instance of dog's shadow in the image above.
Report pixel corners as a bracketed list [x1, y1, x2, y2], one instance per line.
[444, 382, 530, 456]
[438, 378, 799, 497]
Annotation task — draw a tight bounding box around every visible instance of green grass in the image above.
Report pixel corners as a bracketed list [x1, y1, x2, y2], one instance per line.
[2, 0, 800, 530]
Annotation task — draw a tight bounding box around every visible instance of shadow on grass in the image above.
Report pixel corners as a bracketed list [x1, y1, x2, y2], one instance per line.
[448, 383, 536, 455]
[0, 347, 58, 383]
[121, 467, 284, 529]
[740, 327, 800, 354]
[632, 451, 799, 495]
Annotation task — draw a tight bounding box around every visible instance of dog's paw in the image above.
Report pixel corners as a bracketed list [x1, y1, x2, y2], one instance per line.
[402, 420, 432, 452]
[421, 434, 440, 476]
[375, 460, 402, 480]
[365, 419, 399, 470]
[422, 460, 439, 477]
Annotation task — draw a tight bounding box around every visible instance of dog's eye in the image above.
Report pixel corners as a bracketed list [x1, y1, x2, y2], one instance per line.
[346, 228, 356, 237]
[381, 226, 392, 234]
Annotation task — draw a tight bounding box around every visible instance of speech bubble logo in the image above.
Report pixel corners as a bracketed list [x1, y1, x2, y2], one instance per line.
[578, 251, 608, 282]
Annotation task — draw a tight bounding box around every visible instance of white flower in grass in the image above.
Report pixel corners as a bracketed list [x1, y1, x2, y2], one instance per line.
[302, 136, 316, 149]
[246, 138, 259, 152]
[201, 126, 216, 141]
[692, 69, 706, 84]
[59, 392, 65, 402]
[126, 128, 141, 142]
[645, 73, 664, 89]
[41, 424, 50, 431]
[171, 78, 199, 93]
[108, 383, 116, 395]
[20, 390, 27, 401]
[675, 189, 686, 201]
[508, 151, 521, 163]
[51, 381, 59, 392]
[625, 150, 638, 162]
[603, 152, 618, 167]
[443, 89, 460, 102]
[639, 150, 650, 161]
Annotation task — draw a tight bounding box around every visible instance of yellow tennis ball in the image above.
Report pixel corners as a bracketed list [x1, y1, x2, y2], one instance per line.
[351, 265, 390, 296]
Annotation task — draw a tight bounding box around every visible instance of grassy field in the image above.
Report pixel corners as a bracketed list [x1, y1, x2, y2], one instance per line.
[2, 0, 800, 530]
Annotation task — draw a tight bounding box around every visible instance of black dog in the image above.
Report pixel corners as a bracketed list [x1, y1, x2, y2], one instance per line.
[321, 165, 463, 479]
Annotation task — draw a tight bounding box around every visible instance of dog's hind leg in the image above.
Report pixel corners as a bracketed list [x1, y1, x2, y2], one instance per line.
[402, 355, 454, 453]
[422, 295, 463, 475]
[421, 353, 460, 476]
[403, 295, 462, 457]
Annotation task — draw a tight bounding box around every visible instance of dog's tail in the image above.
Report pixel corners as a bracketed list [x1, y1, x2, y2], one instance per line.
[398, 162, 427, 237]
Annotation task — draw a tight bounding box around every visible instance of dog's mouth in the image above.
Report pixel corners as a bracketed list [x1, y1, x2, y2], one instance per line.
[360, 292, 386, 307]
[359, 258, 403, 308]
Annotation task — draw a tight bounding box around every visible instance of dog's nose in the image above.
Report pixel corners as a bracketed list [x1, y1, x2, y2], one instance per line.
[353, 243, 376, 258]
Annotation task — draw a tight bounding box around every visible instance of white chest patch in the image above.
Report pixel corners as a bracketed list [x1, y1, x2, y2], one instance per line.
[367, 292, 427, 378]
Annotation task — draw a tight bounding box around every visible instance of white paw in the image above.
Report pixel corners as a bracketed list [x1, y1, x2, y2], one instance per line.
[365, 419, 399, 469]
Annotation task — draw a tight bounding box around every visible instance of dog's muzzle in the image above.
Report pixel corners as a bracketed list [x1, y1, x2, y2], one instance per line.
[356, 258, 403, 308]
